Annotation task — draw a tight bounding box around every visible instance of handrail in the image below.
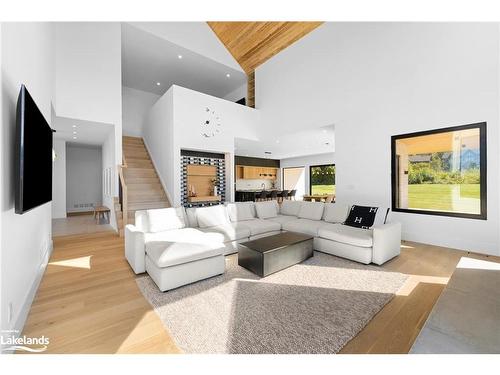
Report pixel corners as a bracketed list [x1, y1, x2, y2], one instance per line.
[118, 161, 128, 227]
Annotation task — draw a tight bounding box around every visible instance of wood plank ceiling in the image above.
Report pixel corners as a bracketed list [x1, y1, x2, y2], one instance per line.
[207, 22, 322, 107]
[207, 22, 323, 74]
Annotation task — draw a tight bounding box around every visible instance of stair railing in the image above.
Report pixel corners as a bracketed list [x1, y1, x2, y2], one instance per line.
[118, 156, 128, 227]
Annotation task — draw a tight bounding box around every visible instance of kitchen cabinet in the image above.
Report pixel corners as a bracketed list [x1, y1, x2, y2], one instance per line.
[238, 165, 278, 180]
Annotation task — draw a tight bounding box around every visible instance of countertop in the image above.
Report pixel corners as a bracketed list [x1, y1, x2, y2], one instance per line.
[236, 189, 280, 193]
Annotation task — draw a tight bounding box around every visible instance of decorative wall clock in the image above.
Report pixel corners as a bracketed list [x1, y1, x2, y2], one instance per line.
[202, 107, 222, 138]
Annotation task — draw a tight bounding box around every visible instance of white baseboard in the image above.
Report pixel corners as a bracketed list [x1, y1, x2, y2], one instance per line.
[402, 230, 498, 256]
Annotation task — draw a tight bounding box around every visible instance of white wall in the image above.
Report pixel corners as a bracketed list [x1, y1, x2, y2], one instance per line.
[102, 130, 117, 230]
[144, 85, 260, 206]
[52, 139, 67, 218]
[128, 22, 243, 72]
[55, 22, 122, 195]
[122, 86, 159, 137]
[257, 23, 500, 255]
[143, 87, 175, 205]
[0, 22, 4, 340]
[173, 86, 260, 205]
[66, 144, 102, 213]
[1, 23, 54, 340]
[223, 83, 247, 103]
[280, 153, 335, 198]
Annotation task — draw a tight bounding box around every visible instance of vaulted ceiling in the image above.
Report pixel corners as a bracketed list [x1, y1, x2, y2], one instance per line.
[207, 22, 323, 74]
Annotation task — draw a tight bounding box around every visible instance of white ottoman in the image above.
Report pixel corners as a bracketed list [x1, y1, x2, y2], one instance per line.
[145, 241, 225, 292]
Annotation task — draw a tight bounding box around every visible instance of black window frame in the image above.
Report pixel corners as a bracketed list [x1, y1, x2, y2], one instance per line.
[309, 164, 336, 195]
[391, 122, 487, 220]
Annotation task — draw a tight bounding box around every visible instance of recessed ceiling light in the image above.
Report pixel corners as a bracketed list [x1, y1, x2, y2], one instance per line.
[156, 82, 161, 86]
[178, 54, 183, 59]
[73, 131, 77, 134]
[72, 125, 77, 128]
[226, 73, 231, 78]
[73, 136, 77, 140]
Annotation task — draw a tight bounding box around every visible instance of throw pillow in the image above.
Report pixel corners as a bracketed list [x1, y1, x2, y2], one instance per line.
[280, 200, 302, 216]
[344, 205, 379, 229]
[196, 205, 231, 228]
[147, 207, 186, 233]
[322, 203, 350, 223]
[255, 201, 279, 219]
[297, 201, 325, 221]
[227, 202, 256, 222]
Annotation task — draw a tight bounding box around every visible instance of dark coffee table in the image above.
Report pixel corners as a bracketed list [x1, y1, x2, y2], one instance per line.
[238, 231, 313, 277]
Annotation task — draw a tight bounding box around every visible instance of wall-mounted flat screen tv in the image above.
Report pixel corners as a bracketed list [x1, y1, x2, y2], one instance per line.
[15, 84, 53, 214]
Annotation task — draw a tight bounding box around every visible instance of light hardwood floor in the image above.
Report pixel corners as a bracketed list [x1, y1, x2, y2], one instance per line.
[21, 232, 499, 354]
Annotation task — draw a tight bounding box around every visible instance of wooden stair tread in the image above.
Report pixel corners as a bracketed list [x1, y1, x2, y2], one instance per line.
[118, 136, 171, 230]
[128, 201, 170, 210]
[126, 178, 160, 185]
[128, 194, 167, 202]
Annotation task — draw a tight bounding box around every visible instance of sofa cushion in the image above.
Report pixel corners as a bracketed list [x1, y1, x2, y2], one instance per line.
[375, 207, 390, 226]
[266, 214, 298, 226]
[198, 223, 251, 242]
[146, 207, 186, 233]
[185, 207, 199, 227]
[297, 201, 325, 221]
[255, 201, 279, 219]
[322, 203, 349, 224]
[196, 205, 231, 228]
[237, 219, 281, 236]
[226, 202, 256, 222]
[144, 227, 219, 244]
[282, 218, 329, 237]
[280, 200, 302, 216]
[318, 224, 373, 248]
[146, 241, 224, 268]
[135, 210, 149, 232]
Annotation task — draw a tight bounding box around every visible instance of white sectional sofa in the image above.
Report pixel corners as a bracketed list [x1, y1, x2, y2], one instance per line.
[125, 200, 401, 291]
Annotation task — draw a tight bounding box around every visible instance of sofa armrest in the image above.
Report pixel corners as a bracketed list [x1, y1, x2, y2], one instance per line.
[372, 222, 401, 265]
[125, 224, 146, 274]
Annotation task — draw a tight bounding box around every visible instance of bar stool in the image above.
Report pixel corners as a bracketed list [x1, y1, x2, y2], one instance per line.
[256, 190, 269, 202]
[289, 190, 297, 200]
[269, 190, 278, 201]
[278, 190, 289, 203]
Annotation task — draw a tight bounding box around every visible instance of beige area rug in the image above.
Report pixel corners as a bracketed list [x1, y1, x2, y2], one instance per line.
[136, 251, 408, 354]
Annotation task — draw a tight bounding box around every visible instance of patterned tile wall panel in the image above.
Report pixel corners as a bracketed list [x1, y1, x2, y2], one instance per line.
[181, 153, 226, 207]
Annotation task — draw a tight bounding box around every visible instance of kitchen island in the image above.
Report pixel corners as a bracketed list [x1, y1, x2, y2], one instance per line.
[235, 190, 280, 202]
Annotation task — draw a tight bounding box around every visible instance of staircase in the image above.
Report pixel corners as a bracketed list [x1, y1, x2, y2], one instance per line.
[117, 136, 170, 235]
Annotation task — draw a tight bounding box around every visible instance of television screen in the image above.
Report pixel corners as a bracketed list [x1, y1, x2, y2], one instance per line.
[15, 84, 53, 214]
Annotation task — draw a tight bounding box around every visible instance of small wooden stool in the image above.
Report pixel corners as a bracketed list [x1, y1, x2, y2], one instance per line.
[93, 205, 110, 224]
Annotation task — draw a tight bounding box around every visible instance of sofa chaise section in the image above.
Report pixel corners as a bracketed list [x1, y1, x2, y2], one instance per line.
[125, 208, 226, 291]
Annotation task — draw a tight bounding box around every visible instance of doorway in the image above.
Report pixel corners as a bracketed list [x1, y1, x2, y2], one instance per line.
[283, 167, 305, 200]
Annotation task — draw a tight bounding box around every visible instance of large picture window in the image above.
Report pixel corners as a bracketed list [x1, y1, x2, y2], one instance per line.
[309, 164, 336, 196]
[391, 122, 486, 219]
